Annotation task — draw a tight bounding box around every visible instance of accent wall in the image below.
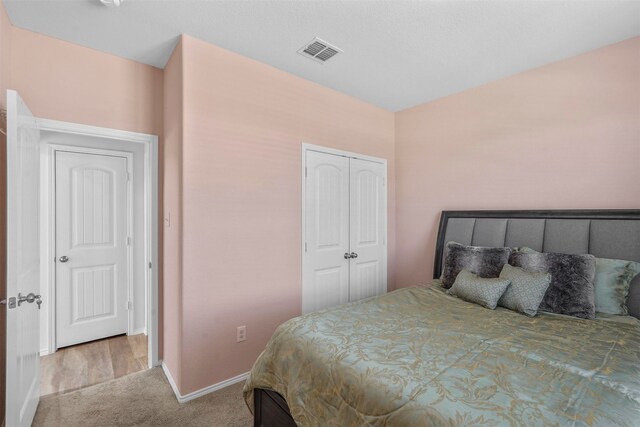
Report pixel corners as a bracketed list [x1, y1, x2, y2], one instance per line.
[395, 36, 640, 287]
[163, 35, 396, 394]
[0, 1, 165, 374]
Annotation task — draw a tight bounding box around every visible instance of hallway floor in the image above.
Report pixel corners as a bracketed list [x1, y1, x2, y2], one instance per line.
[40, 334, 148, 396]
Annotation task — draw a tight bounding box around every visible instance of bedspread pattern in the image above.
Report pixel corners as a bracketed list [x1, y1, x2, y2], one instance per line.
[244, 284, 640, 426]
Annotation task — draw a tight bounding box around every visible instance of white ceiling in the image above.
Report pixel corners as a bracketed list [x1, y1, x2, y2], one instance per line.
[4, 0, 640, 112]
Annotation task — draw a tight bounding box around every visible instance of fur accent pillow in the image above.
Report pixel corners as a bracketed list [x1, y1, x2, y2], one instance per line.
[509, 251, 596, 319]
[441, 242, 511, 289]
[448, 269, 512, 310]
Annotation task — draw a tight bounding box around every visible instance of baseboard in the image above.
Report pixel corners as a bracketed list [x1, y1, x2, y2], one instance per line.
[40, 347, 51, 356]
[161, 361, 249, 404]
[130, 327, 147, 336]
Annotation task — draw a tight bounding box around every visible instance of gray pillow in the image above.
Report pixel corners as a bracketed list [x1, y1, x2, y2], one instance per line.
[442, 242, 512, 289]
[516, 247, 640, 316]
[593, 258, 640, 315]
[448, 269, 512, 309]
[509, 251, 596, 319]
[498, 263, 552, 316]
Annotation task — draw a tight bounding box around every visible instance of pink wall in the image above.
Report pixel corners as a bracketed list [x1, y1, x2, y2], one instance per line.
[5, 23, 166, 355]
[0, 2, 10, 110]
[10, 27, 163, 135]
[395, 37, 640, 287]
[169, 35, 396, 394]
[162, 38, 184, 390]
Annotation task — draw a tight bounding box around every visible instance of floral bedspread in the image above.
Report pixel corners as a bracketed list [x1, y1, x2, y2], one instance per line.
[244, 283, 640, 426]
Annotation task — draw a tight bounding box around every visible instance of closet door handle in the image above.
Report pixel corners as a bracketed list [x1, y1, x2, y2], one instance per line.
[350, 252, 358, 259]
[344, 253, 351, 259]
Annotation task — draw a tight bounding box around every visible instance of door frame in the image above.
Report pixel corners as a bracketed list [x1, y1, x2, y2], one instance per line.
[50, 146, 134, 346]
[38, 119, 159, 368]
[300, 143, 388, 314]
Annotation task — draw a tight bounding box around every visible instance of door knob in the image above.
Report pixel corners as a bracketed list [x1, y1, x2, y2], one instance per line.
[344, 253, 351, 259]
[350, 252, 358, 259]
[59, 256, 69, 263]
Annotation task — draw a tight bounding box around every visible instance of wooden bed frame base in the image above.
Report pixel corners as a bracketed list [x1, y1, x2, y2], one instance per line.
[253, 388, 297, 427]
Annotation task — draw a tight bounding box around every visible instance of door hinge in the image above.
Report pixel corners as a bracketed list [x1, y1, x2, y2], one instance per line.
[126, 172, 131, 182]
[305, 167, 307, 178]
[305, 242, 307, 252]
[149, 262, 152, 269]
[127, 237, 132, 246]
[127, 301, 133, 310]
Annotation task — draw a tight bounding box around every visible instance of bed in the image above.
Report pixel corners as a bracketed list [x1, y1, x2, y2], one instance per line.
[244, 210, 640, 426]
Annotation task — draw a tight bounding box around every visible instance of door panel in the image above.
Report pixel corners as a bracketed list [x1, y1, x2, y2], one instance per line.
[71, 167, 115, 247]
[303, 151, 350, 313]
[56, 151, 128, 348]
[349, 158, 386, 302]
[71, 265, 115, 323]
[6, 90, 41, 427]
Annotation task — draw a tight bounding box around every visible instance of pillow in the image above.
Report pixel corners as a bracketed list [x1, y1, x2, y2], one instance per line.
[516, 247, 640, 316]
[447, 269, 512, 309]
[441, 242, 512, 289]
[509, 251, 596, 319]
[498, 263, 552, 316]
[593, 258, 640, 315]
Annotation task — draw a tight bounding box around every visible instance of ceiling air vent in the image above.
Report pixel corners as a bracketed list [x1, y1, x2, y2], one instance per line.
[298, 38, 342, 64]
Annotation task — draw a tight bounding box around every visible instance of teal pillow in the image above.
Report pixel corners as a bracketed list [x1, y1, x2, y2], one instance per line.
[594, 258, 640, 315]
[515, 247, 640, 316]
[448, 269, 511, 310]
[498, 263, 552, 317]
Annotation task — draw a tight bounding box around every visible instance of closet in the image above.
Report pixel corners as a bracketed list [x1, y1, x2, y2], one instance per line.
[302, 146, 387, 313]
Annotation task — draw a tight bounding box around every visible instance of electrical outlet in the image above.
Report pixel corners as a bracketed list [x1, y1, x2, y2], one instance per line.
[236, 325, 247, 342]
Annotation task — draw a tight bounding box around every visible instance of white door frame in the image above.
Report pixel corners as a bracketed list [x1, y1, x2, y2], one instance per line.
[38, 118, 159, 368]
[301, 143, 388, 314]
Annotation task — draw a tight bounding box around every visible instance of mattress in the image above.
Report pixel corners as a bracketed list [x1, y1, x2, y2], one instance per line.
[243, 282, 640, 426]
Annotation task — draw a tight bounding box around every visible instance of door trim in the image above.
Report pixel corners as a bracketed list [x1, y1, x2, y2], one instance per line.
[300, 143, 388, 314]
[50, 146, 134, 345]
[38, 119, 159, 368]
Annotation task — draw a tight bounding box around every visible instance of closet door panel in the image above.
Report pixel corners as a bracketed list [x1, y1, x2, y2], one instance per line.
[349, 158, 387, 302]
[303, 151, 350, 313]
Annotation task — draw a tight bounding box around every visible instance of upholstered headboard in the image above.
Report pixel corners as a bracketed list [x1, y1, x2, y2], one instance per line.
[433, 210, 640, 319]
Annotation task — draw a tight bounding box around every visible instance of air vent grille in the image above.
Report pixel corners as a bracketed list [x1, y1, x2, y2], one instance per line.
[303, 41, 327, 56]
[298, 38, 342, 64]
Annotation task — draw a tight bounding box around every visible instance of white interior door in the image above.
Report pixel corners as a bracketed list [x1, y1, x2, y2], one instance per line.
[348, 158, 387, 302]
[55, 151, 129, 348]
[6, 90, 41, 427]
[303, 151, 350, 313]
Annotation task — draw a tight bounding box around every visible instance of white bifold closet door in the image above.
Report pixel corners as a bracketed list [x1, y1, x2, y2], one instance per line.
[303, 150, 386, 314]
[348, 158, 387, 302]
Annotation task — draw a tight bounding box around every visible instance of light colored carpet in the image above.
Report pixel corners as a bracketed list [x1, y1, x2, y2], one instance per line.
[33, 367, 253, 427]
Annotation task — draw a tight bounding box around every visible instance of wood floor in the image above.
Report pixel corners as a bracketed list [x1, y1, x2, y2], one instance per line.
[40, 334, 148, 396]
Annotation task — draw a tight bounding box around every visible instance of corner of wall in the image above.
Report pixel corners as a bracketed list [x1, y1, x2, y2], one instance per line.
[162, 35, 185, 394]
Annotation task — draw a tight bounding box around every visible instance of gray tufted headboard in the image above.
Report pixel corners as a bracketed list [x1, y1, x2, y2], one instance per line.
[433, 210, 640, 319]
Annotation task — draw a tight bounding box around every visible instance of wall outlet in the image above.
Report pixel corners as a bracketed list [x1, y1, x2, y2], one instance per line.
[236, 325, 247, 342]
